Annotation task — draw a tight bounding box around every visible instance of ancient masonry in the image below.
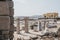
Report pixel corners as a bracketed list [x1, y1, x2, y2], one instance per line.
[0, 0, 14, 40]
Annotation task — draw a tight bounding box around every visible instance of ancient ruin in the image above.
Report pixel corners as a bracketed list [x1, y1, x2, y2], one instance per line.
[0, 0, 14, 40]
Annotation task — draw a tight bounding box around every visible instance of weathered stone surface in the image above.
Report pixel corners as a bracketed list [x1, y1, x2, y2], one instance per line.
[0, 2, 9, 16]
[10, 17, 14, 25]
[0, 1, 14, 16]
[10, 24, 14, 31]
[0, 0, 14, 40]
[58, 37, 60, 40]
[24, 17, 29, 33]
[9, 31, 14, 39]
[8, 1, 13, 7]
[2, 31, 9, 35]
[3, 34, 9, 39]
[16, 18, 20, 34]
[9, 8, 14, 16]
[0, 16, 10, 30]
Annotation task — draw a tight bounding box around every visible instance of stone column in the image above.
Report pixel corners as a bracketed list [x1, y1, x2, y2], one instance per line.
[16, 18, 20, 34]
[45, 21, 48, 29]
[24, 17, 29, 33]
[44, 21, 46, 30]
[39, 21, 42, 31]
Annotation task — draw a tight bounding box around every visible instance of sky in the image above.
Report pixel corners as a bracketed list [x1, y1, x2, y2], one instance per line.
[13, 0, 60, 16]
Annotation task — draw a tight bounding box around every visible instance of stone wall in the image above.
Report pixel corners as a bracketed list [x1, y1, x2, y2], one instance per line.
[0, 0, 14, 40]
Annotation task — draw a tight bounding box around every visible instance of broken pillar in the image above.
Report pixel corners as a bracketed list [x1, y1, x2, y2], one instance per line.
[45, 21, 48, 29]
[24, 17, 29, 33]
[44, 21, 46, 30]
[16, 18, 20, 34]
[38, 21, 42, 31]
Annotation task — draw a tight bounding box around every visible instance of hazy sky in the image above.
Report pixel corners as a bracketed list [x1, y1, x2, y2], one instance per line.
[13, 0, 60, 16]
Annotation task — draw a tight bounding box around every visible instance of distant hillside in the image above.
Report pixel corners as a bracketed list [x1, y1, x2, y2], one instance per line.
[14, 15, 44, 20]
[29, 15, 44, 19]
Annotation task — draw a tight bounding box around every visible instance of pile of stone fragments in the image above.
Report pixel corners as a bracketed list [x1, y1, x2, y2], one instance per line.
[0, 0, 14, 40]
[40, 28, 60, 40]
